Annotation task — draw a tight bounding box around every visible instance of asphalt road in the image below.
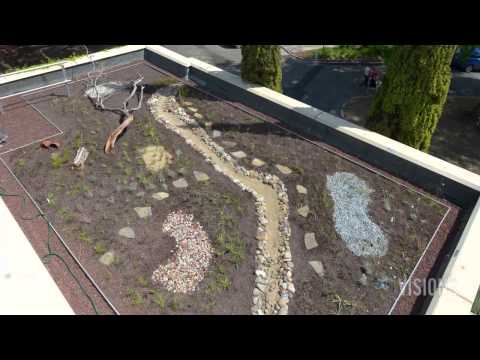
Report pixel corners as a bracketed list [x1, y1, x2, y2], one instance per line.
[163, 45, 480, 115]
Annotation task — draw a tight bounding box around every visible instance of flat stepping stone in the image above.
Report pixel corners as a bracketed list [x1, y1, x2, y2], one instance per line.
[134, 207, 152, 219]
[304, 232, 318, 250]
[119, 227, 136, 239]
[276, 164, 292, 175]
[212, 130, 222, 138]
[194, 113, 204, 119]
[193, 170, 210, 182]
[309, 260, 325, 277]
[251, 158, 266, 167]
[384, 198, 391, 212]
[178, 167, 189, 176]
[222, 141, 237, 148]
[166, 169, 178, 178]
[187, 107, 198, 112]
[296, 185, 308, 194]
[173, 178, 189, 188]
[152, 192, 170, 201]
[232, 151, 247, 159]
[99, 251, 115, 266]
[297, 205, 310, 218]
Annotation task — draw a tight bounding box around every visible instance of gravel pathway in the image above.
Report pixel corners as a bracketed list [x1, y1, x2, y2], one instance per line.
[148, 88, 288, 314]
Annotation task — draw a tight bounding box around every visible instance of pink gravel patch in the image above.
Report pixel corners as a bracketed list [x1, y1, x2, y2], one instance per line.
[152, 210, 213, 294]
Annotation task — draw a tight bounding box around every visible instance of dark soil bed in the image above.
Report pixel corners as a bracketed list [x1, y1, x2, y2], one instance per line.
[175, 84, 458, 315]
[1, 63, 257, 314]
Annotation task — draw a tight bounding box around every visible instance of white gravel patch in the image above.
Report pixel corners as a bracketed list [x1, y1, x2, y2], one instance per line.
[151, 210, 213, 294]
[326, 172, 388, 257]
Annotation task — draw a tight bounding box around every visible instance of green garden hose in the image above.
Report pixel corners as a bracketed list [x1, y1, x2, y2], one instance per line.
[0, 185, 100, 315]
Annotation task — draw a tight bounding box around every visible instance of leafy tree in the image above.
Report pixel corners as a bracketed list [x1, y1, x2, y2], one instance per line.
[240, 45, 282, 93]
[366, 45, 457, 152]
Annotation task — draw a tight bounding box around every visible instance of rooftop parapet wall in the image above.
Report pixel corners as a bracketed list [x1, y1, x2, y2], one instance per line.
[187, 57, 480, 209]
[0, 46, 146, 98]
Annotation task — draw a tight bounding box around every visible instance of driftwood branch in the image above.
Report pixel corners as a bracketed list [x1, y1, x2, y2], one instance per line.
[86, 60, 145, 153]
[104, 114, 135, 154]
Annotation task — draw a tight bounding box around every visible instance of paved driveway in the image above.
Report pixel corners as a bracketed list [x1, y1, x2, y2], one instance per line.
[163, 45, 480, 115]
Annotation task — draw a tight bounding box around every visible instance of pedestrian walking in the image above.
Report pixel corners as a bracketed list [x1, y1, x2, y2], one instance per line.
[363, 66, 371, 87]
[369, 67, 379, 88]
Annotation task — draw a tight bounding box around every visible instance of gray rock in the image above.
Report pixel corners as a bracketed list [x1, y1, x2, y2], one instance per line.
[255, 269, 267, 278]
[194, 113, 204, 120]
[304, 232, 318, 250]
[99, 251, 115, 266]
[221, 141, 237, 148]
[361, 261, 374, 276]
[212, 130, 222, 138]
[106, 196, 115, 205]
[232, 151, 247, 159]
[288, 283, 296, 293]
[84, 191, 94, 199]
[0, 129, 8, 144]
[275, 164, 292, 175]
[146, 183, 157, 191]
[384, 197, 392, 212]
[256, 283, 267, 293]
[296, 185, 308, 194]
[359, 273, 368, 286]
[178, 167, 189, 176]
[251, 158, 266, 167]
[173, 178, 188, 188]
[297, 205, 310, 218]
[156, 172, 166, 183]
[187, 107, 198, 113]
[278, 306, 288, 315]
[193, 170, 210, 182]
[119, 227, 136, 239]
[134, 207, 152, 219]
[152, 192, 170, 201]
[374, 277, 390, 289]
[309, 261, 325, 277]
[166, 169, 178, 178]
[136, 191, 145, 198]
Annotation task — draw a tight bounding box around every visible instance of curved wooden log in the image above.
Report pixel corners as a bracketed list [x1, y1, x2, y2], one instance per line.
[104, 114, 134, 154]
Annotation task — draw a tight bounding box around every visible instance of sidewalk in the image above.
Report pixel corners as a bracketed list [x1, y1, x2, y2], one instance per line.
[282, 45, 336, 54]
[0, 197, 74, 315]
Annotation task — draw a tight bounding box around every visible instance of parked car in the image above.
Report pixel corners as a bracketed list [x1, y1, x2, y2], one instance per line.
[452, 47, 480, 73]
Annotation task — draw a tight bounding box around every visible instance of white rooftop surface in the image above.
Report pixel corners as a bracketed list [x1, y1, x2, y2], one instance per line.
[0, 198, 74, 315]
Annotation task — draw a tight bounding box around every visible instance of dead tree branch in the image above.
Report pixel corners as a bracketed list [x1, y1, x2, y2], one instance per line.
[85, 52, 145, 154]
